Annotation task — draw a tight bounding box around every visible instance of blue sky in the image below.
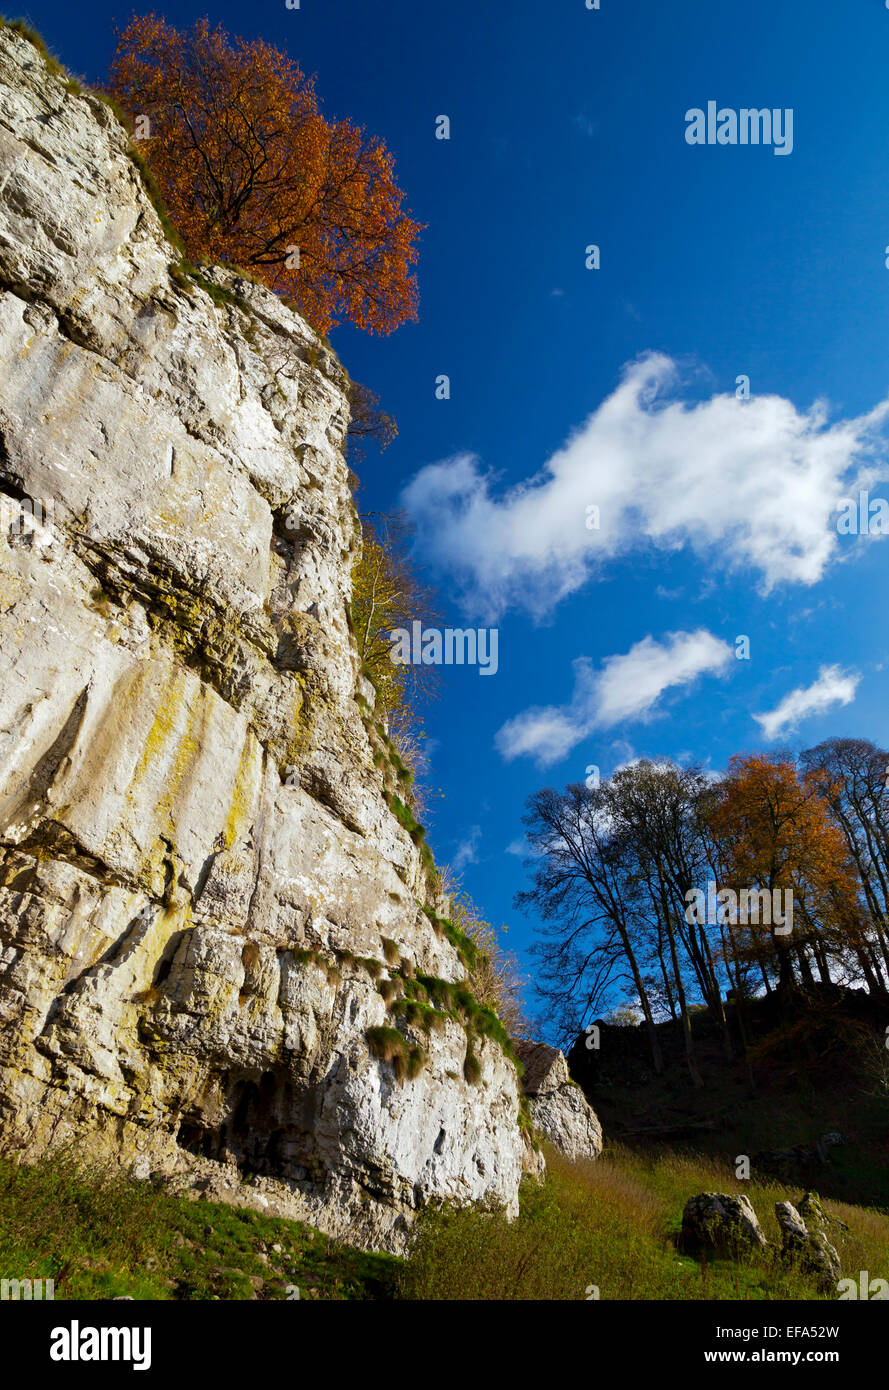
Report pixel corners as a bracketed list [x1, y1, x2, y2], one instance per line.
[32, 0, 889, 1025]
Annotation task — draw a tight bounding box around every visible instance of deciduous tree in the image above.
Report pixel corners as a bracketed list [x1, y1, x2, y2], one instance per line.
[710, 753, 865, 994]
[109, 15, 422, 335]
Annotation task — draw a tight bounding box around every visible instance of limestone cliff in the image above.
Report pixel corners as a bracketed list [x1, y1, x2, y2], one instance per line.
[0, 26, 524, 1250]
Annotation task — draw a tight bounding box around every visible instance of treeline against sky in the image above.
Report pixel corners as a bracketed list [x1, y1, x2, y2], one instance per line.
[519, 739, 889, 1081]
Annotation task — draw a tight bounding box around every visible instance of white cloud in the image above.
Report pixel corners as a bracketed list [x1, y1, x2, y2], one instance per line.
[452, 825, 482, 871]
[505, 837, 545, 859]
[596, 630, 733, 724]
[401, 353, 889, 620]
[608, 738, 636, 766]
[753, 665, 860, 740]
[506, 836, 555, 860]
[495, 629, 733, 767]
[573, 113, 598, 138]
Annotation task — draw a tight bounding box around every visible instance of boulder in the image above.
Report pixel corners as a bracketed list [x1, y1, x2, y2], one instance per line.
[775, 1201, 841, 1289]
[753, 1132, 845, 1180]
[516, 1040, 603, 1162]
[814, 1132, 845, 1161]
[681, 1193, 768, 1253]
[797, 1190, 849, 1234]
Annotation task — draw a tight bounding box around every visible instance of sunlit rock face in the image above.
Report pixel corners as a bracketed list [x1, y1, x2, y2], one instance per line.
[0, 26, 523, 1251]
[516, 1041, 603, 1163]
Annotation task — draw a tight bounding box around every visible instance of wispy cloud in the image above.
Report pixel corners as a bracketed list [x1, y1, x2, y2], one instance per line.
[496, 629, 734, 767]
[401, 353, 889, 621]
[505, 836, 545, 859]
[452, 825, 482, 871]
[573, 113, 598, 139]
[753, 665, 860, 740]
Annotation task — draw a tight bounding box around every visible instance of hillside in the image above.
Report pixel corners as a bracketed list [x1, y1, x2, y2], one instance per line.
[568, 985, 889, 1210]
[4, 1139, 888, 1301]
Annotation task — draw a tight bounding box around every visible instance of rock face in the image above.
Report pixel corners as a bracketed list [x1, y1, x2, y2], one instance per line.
[516, 1041, 603, 1162]
[681, 1193, 768, 1253]
[0, 27, 523, 1250]
[775, 1201, 841, 1289]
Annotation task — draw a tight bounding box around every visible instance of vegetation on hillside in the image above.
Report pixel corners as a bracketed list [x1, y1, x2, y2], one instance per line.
[3, 1146, 885, 1301]
[352, 511, 442, 811]
[401, 1146, 889, 1301]
[0, 1153, 397, 1301]
[440, 867, 534, 1041]
[569, 987, 889, 1209]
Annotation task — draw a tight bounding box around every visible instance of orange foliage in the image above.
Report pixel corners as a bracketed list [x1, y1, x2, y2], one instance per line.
[712, 753, 863, 974]
[714, 754, 851, 891]
[109, 15, 423, 335]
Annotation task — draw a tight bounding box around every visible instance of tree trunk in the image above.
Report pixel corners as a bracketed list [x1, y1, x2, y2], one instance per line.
[659, 876, 702, 1088]
[614, 918, 664, 1075]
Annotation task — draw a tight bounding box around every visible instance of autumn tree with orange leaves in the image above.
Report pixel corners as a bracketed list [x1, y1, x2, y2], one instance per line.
[520, 749, 889, 1062]
[108, 15, 422, 336]
[709, 753, 866, 995]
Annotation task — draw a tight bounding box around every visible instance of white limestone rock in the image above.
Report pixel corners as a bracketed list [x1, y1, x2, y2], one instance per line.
[681, 1192, 768, 1253]
[516, 1040, 603, 1163]
[0, 25, 523, 1251]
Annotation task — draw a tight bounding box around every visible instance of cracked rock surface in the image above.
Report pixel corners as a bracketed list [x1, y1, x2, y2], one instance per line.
[0, 27, 523, 1251]
[516, 1040, 603, 1162]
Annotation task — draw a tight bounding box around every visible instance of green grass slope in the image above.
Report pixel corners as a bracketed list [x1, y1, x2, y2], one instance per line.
[2, 1145, 886, 1301]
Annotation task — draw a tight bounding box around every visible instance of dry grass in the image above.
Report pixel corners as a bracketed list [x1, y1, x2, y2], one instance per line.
[398, 1144, 889, 1300]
